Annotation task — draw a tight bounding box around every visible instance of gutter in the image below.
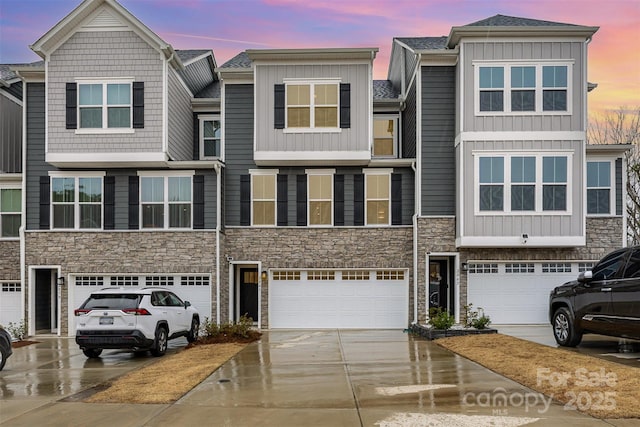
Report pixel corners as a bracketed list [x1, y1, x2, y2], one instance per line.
[214, 162, 222, 324]
[411, 161, 418, 325]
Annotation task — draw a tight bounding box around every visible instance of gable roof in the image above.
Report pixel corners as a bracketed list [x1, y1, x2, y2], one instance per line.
[395, 37, 447, 52]
[373, 80, 400, 100]
[464, 14, 578, 27]
[218, 51, 252, 70]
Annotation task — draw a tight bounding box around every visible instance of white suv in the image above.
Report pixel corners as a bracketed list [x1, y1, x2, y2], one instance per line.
[75, 288, 199, 358]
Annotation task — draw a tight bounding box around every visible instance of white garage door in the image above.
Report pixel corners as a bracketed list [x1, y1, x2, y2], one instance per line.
[269, 269, 408, 329]
[0, 282, 23, 328]
[467, 262, 593, 324]
[69, 274, 211, 335]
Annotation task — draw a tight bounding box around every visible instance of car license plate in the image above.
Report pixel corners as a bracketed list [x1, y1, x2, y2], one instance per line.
[99, 317, 113, 325]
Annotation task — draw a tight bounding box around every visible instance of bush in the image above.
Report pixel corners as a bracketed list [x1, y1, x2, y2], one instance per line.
[7, 319, 27, 340]
[197, 315, 260, 345]
[428, 307, 455, 330]
[464, 304, 492, 329]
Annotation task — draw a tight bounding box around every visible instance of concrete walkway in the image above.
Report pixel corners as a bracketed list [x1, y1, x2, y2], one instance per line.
[0, 330, 634, 426]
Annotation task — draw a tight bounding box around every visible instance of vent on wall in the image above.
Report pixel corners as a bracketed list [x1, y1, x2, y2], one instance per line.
[82, 8, 128, 30]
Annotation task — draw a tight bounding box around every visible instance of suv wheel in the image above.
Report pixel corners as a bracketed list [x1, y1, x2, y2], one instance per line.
[187, 318, 199, 343]
[151, 326, 168, 357]
[552, 307, 582, 347]
[83, 348, 103, 358]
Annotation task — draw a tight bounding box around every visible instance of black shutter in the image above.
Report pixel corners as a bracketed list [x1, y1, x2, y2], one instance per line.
[65, 83, 77, 129]
[103, 176, 115, 230]
[391, 173, 402, 225]
[334, 174, 344, 226]
[296, 175, 307, 226]
[193, 175, 205, 229]
[339, 83, 350, 129]
[240, 175, 250, 226]
[274, 84, 285, 129]
[128, 176, 139, 229]
[39, 176, 50, 230]
[277, 174, 288, 226]
[133, 82, 144, 129]
[353, 174, 364, 226]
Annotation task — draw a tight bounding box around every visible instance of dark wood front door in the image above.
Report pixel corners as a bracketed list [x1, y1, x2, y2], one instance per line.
[239, 268, 259, 322]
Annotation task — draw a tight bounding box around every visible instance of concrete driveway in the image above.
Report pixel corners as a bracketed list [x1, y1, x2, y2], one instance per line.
[0, 330, 634, 426]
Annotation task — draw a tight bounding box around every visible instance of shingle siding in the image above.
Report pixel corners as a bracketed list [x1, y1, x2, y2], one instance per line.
[167, 69, 194, 161]
[0, 93, 21, 173]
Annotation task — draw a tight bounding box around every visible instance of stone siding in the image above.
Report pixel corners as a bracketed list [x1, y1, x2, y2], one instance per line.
[0, 241, 20, 280]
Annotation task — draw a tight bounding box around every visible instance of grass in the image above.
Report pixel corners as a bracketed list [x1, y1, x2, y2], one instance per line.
[436, 334, 640, 419]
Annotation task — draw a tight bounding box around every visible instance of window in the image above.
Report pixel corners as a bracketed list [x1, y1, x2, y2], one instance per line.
[342, 270, 369, 280]
[542, 263, 571, 273]
[542, 157, 567, 211]
[272, 271, 300, 280]
[140, 174, 192, 229]
[365, 171, 390, 225]
[199, 116, 221, 159]
[591, 249, 627, 281]
[587, 161, 611, 214]
[542, 66, 568, 111]
[623, 248, 640, 279]
[286, 82, 338, 129]
[78, 82, 131, 129]
[51, 176, 103, 229]
[479, 67, 504, 112]
[251, 173, 276, 226]
[468, 263, 498, 274]
[0, 188, 20, 238]
[479, 157, 504, 211]
[476, 63, 570, 114]
[511, 157, 535, 211]
[373, 117, 398, 157]
[308, 172, 333, 226]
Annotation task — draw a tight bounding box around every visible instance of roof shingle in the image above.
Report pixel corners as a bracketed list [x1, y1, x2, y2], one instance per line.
[464, 14, 579, 27]
[219, 52, 252, 69]
[395, 36, 448, 51]
[373, 80, 400, 100]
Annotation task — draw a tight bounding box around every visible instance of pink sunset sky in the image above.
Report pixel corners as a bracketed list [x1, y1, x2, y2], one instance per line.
[1, 0, 638, 117]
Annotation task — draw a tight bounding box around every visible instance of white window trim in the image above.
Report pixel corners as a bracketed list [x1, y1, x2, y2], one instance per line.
[198, 114, 222, 161]
[473, 61, 573, 116]
[363, 168, 393, 226]
[586, 158, 615, 216]
[372, 115, 399, 158]
[75, 78, 135, 133]
[283, 78, 342, 133]
[249, 169, 278, 227]
[0, 184, 21, 240]
[473, 152, 573, 216]
[306, 169, 335, 227]
[49, 173, 106, 230]
[137, 171, 195, 230]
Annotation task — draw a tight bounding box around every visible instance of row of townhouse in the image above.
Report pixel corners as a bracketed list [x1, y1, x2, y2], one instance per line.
[0, 0, 630, 336]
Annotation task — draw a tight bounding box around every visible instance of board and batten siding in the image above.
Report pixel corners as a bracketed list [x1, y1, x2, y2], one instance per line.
[167, 69, 194, 161]
[0, 93, 22, 173]
[421, 66, 456, 216]
[402, 79, 417, 159]
[177, 57, 215, 95]
[461, 41, 586, 133]
[254, 64, 370, 153]
[462, 139, 584, 238]
[47, 31, 164, 153]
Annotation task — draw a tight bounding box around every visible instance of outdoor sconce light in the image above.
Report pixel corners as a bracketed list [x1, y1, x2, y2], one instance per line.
[57, 276, 65, 286]
[261, 271, 268, 281]
[461, 263, 468, 272]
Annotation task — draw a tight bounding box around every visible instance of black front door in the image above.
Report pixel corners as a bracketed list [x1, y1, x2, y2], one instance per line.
[239, 268, 259, 322]
[35, 269, 53, 332]
[428, 260, 449, 312]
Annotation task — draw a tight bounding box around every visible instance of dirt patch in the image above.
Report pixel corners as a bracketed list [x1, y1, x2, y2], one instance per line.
[85, 342, 246, 404]
[11, 340, 39, 349]
[436, 334, 640, 419]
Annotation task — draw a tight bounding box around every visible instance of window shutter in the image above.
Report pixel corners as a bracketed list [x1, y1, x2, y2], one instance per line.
[616, 158, 623, 216]
[339, 83, 351, 129]
[334, 174, 344, 226]
[296, 175, 307, 226]
[277, 174, 288, 226]
[274, 84, 285, 129]
[39, 176, 50, 230]
[240, 175, 250, 226]
[65, 83, 77, 129]
[193, 175, 205, 229]
[103, 176, 115, 230]
[128, 176, 139, 229]
[391, 173, 402, 225]
[133, 82, 144, 129]
[354, 174, 364, 226]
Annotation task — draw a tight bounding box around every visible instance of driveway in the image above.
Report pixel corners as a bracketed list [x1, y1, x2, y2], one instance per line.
[0, 330, 633, 426]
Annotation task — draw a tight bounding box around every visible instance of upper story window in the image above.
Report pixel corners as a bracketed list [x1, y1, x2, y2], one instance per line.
[476, 154, 571, 214]
[199, 115, 221, 159]
[475, 63, 570, 115]
[251, 171, 277, 226]
[587, 161, 612, 215]
[373, 117, 398, 158]
[307, 170, 334, 226]
[79, 82, 131, 129]
[364, 170, 391, 225]
[0, 188, 21, 238]
[140, 174, 192, 229]
[51, 175, 103, 229]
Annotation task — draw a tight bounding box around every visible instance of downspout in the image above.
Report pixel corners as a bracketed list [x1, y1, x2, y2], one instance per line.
[411, 161, 418, 325]
[583, 36, 592, 246]
[19, 72, 27, 334]
[214, 162, 222, 324]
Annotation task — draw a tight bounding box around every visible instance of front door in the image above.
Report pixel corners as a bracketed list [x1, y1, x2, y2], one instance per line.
[34, 269, 58, 333]
[239, 268, 259, 322]
[428, 260, 452, 314]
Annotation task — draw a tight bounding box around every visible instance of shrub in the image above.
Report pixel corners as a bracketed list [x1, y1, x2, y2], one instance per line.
[7, 319, 27, 340]
[464, 304, 492, 329]
[428, 307, 455, 330]
[197, 315, 260, 344]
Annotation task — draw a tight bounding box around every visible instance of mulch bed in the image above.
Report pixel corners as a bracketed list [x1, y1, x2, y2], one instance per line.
[11, 340, 39, 349]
